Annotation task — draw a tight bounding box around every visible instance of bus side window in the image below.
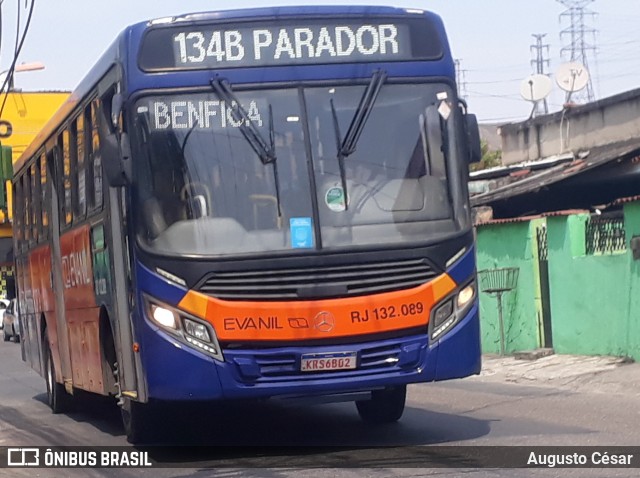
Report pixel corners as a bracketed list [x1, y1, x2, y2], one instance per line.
[83, 104, 95, 214]
[40, 154, 49, 240]
[24, 169, 31, 244]
[60, 130, 73, 227]
[76, 113, 87, 219]
[31, 163, 40, 243]
[14, 176, 22, 251]
[90, 100, 103, 211]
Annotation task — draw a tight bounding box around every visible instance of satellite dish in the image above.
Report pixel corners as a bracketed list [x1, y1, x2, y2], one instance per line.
[520, 74, 552, 102]
[556, 62, 590, 93]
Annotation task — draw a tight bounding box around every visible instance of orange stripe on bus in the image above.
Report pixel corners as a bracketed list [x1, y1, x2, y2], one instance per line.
[178, 289, 209, 318]
[178, 274, 457, 342]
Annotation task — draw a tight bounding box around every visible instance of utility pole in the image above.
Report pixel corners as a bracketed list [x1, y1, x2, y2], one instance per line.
[454, 59, 468, 101]
[530, 33, 551, 114]
[557, 0, 598, 103]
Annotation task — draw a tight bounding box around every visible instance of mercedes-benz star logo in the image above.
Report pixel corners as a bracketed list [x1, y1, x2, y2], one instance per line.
[313, 311, 335, 333]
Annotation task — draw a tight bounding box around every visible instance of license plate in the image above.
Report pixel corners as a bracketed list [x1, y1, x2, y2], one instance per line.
[300, 352, 357, 372]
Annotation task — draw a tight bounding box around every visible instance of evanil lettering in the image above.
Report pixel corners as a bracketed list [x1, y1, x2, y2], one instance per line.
[62, 250, 92, 289]
[173, 24, 400, 65]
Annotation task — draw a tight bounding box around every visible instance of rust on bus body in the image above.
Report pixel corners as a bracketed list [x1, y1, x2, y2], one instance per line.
[59, 224, 104, 394]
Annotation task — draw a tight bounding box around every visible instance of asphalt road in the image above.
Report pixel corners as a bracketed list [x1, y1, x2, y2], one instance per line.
[0, 337, 639, 477]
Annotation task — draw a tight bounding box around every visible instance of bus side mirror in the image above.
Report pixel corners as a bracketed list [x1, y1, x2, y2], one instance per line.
[466, 114, 482, 164]
[97, 95, 131, 187]
[111, 94, 124, 130]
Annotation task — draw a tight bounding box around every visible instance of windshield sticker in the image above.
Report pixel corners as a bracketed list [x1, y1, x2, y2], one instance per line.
[436, 91, 448, 100]
[438, 101, 451, 120]
[290, 217, 314, 249]
[325, 186, 348, 212]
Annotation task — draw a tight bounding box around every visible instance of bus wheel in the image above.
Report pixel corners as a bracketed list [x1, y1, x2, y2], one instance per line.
[44, 334, 74, 414]
[121, 398, 156, 444]
[356, 385, 406, 424]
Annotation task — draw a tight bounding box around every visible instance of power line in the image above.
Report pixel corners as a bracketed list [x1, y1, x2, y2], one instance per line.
[467, 77, 525, 85]
[477, 115, 528, 123]
[0, 0, 36, 118]
[0, 1, 4, 66]
[466, 90, 525, 102]
[454, 58, 468, 100]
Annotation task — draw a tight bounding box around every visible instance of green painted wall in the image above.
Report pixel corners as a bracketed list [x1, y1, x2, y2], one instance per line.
[476, 221, 540, 354]
[622, 202, 640, 360]
[476, 205, 640, 360]
[546, 214, 631, 357]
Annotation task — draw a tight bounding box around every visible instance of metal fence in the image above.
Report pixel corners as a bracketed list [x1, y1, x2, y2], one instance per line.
[585, 214, 626, 255]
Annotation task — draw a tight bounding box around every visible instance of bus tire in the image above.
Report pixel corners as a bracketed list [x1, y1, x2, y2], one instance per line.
[44, 334, 74, 414]
[356, 385, 406, 424]
[121, 398, 156, 444]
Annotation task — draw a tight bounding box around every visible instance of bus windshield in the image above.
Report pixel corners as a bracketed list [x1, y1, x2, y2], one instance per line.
[133, 82, 461, 256]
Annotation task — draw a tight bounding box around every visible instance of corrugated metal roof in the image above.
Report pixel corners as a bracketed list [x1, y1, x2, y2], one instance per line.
[611, 195, 640, 206]
[543, 209, 590, 217]
[469, 152, 574, 180]
[476, 215, 541, 226]
[471, 139, 640, 207]
[476, 209, 589, 227]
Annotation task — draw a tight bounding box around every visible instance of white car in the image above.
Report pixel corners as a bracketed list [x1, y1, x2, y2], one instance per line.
[0, 299, 9, 330]
[3, 299, 19, 342]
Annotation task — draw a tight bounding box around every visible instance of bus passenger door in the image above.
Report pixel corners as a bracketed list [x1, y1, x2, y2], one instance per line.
[96, 85, 145, 402]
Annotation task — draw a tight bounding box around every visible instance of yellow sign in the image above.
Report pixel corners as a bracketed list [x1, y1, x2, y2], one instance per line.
[0, 90, 69, 226]
[0, 90, 69, 163]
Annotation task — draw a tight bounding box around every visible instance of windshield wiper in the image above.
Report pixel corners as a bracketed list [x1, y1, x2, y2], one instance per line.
[330, 69, 387, 210]
[210, 77, 276, 164]
[210, 77, 281, 217]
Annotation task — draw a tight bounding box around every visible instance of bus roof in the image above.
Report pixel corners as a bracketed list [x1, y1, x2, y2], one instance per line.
[136, 5, 442, 28]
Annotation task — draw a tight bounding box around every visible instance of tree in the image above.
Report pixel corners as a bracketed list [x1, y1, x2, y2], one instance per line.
[470, 140, 502, 172]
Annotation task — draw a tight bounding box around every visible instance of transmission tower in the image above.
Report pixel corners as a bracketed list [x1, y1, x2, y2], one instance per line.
[557, 0, 598, 103]
[454, 59, 468, 101]
[530, 34, 551, 114]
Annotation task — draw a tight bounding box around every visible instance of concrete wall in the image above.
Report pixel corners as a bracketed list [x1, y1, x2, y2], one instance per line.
[546, 214, 631, 357]
[500, 89, 640, 165]
[476, 221, 541, 354]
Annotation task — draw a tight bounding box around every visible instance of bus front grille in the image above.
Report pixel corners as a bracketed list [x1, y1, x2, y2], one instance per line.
[229, 342, 419, 384]
[197, 258, 439, 301]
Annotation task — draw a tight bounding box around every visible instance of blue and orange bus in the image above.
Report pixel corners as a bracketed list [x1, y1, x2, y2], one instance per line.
[13, 5, 481, 443]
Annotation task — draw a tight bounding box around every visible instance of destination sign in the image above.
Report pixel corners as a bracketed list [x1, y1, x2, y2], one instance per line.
[139, 17, 442, 70]
[136, 94, 266, 131]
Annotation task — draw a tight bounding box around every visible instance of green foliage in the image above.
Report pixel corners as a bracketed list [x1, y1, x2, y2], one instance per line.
[471, 140, 502, 172]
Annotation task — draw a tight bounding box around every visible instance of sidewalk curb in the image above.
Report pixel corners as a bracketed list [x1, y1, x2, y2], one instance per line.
[472, 353, 640, 394]
[512, 348, 555, 361]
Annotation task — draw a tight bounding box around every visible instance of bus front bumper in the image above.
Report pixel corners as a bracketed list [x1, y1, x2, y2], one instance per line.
[139, 304, 480, 401]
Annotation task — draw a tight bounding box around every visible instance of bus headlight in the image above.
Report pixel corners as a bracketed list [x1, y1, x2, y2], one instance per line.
[431, 280, 476, 340]
[433, 299, 454, 329]
[183, 318, 212, 343]
[144, 295, 223, 361]
[457, 283, 475, 309]
[150, 304, 178, 329]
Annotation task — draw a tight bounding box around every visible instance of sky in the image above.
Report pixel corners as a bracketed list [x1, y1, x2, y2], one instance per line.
[1, 0, 639, 124]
